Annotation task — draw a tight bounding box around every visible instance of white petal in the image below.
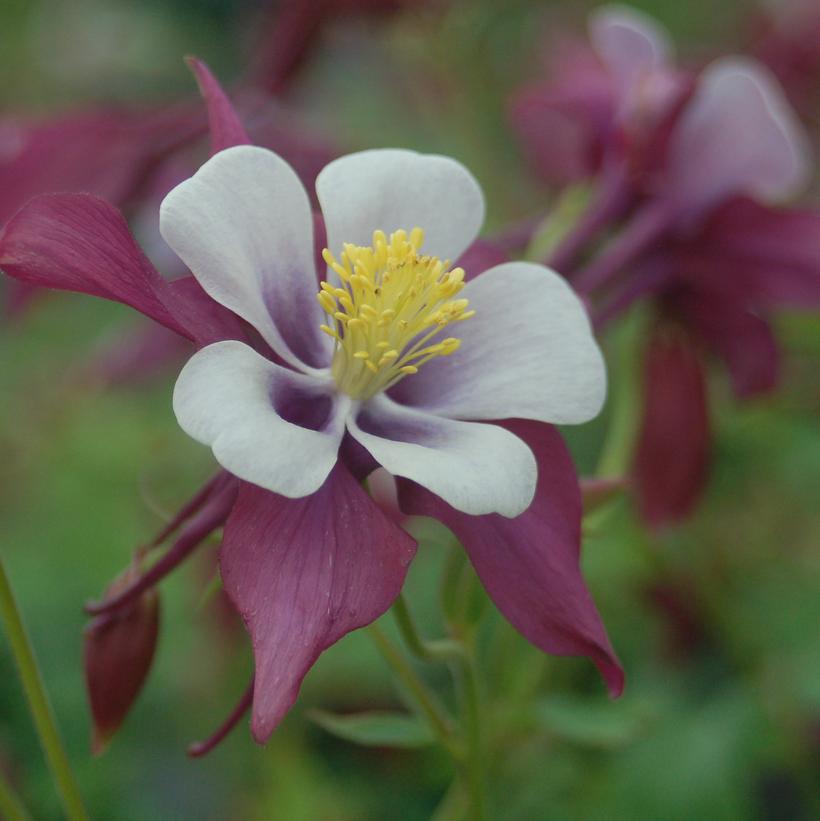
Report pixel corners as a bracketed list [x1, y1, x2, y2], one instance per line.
[668, 58, 811, 211]
[589, 4, 672, 89]
[316, 149, 484, 265]
[160, 146, 330, 371]
[348, 395, 537, 518]
[390, 262, 606, 424]
[173, 341, 345, 497]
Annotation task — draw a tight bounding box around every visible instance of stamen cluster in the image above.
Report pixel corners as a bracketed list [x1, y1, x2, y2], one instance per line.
[318, 228, 474, 400]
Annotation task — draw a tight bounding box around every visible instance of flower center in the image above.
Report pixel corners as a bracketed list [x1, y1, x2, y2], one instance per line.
[317, 227, 474, 400]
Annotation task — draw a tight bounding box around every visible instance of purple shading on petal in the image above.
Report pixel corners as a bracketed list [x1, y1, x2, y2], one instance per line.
[398, 420, 623, 696]
[220, 470, 417, 742]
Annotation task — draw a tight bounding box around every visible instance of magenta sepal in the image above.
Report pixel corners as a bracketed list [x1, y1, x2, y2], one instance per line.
[398, 420, 624, 697]
[220, 467, 417, 743]
[186, 57, 251, 154]
[0, 192, 247, 347]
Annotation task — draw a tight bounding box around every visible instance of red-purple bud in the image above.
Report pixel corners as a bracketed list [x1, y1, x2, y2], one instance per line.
[633, 324, 710, 529]
[83, 562, 160, 755]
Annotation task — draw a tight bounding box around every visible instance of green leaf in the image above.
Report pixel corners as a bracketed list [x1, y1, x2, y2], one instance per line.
[534, 695, 655, 749]
[308, 710, 436, 749]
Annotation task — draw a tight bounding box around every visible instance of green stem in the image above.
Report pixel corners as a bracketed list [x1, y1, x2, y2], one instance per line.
[392, 593, 486, 819]
[392, 593, 465, 663]
[595, 309, 645, 479]
[0, 767, 32, 821]
[367, 623, 460, 757]
[455, 645, 486, 821]
[0, 555, 89, 821]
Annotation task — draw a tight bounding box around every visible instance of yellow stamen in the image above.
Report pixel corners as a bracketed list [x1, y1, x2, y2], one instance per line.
[318, 228, 474, 400]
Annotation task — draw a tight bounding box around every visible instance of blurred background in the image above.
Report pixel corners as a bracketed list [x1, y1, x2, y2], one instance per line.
[1, 0, 818, 818]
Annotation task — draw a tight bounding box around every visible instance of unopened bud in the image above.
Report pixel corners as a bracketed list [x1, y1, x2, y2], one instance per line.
[84, 562, 160, 755]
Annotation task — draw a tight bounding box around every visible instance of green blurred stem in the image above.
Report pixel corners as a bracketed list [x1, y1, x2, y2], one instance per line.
[596, 314, 643, 479]
[392, 593, 486, 819]
[0, 767, 32, 821]
[455, 645, 486, 821]
[392, 593, 466, 663]
[367, 623, 459, 757]
[0, 555, 89, 821]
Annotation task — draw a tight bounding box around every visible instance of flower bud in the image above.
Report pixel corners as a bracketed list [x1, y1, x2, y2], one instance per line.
[83, 562, 160, 754]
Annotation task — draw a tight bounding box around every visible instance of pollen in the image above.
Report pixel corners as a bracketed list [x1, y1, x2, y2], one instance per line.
[317, 228, 474, 400]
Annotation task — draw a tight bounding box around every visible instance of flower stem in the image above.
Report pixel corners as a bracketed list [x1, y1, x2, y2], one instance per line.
[0, 768, 32, 821]
[392, 592, 486, 819]
[546, 168, 632, 273]
[572, 200, 676, 296]
[392, 593, 466, 663]
[0, 555, 89, 821]
[454, 644, 486, 821]
[366, 623, 459, 757]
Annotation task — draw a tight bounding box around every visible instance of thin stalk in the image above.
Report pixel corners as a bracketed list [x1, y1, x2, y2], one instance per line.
[572, 200, 676, 296]
[392, 594, 466, 663]
[593, 260, 672, 331]
[390, 594, 486, 819]
[0, 556, 89, 821]
[546, 168, 632, 273]
[0, 768, 32, 821]
[367, 623, 460, 757]
[454, 645, 486, 821]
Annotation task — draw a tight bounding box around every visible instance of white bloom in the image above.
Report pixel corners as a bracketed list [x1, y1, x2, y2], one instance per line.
[160, 146, 606, 518]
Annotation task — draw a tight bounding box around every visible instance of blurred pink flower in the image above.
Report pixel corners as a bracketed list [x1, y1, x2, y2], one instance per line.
[512, 5, 819, 528]
[747, 0, 820, 117]
[250, 0, 436, 95]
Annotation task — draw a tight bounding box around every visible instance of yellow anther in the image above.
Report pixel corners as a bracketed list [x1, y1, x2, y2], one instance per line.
[319, 227, 474, 400]
[317, 291, 336, 313]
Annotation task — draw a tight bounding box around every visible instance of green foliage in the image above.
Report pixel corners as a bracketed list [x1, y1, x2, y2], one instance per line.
[308, 710, 436, 749]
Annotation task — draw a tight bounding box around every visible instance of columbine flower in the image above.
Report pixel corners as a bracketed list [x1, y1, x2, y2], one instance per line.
[0, 68, 621, 746]
[161, 144, 605, 518]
